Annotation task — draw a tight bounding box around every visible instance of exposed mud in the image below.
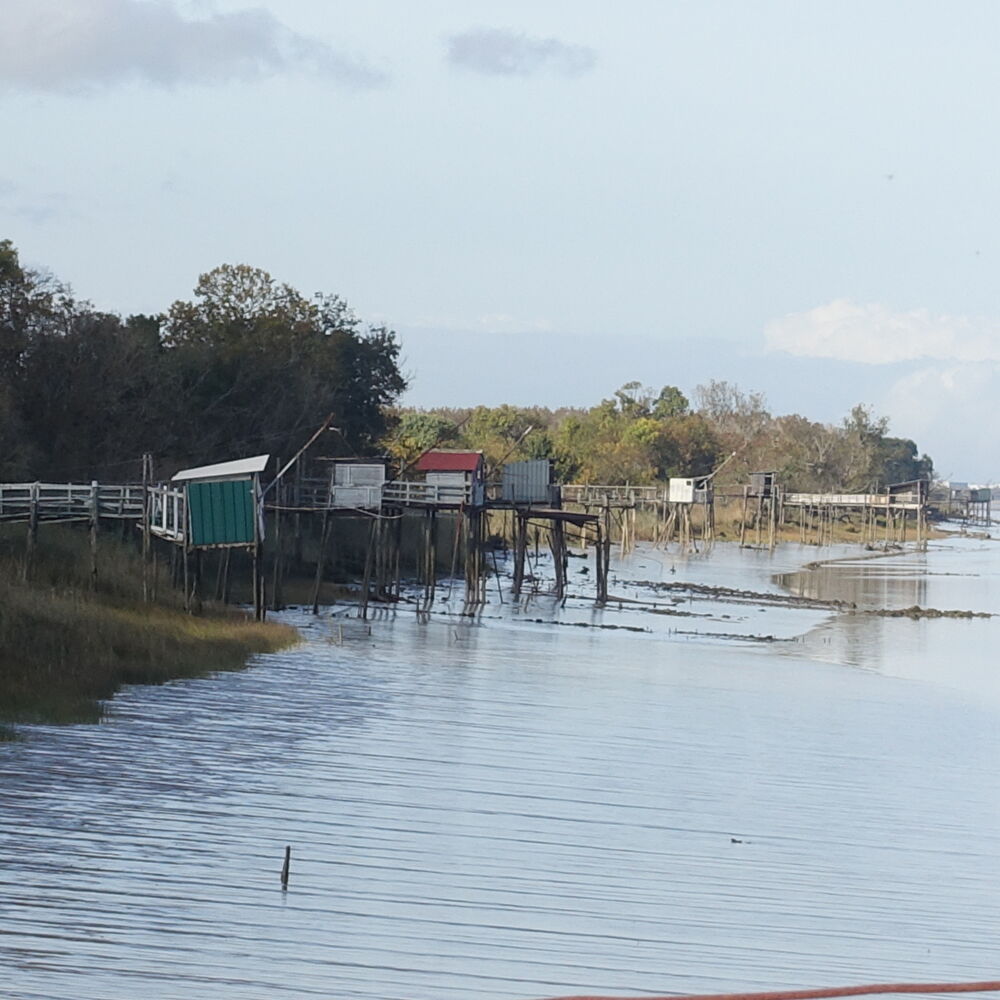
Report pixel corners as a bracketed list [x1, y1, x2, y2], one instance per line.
[669, 629, 797, 643]
[861, 605, 993, 620]
[624, 580, 852, 611]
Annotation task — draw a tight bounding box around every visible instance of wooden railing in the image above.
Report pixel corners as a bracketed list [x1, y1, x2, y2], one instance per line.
[0, 482, 146, 523]
[382, 481, 476, 506]
[561, 484, 661, 504]
[783, 491, 923, 510]
[148, 484, 186, 542]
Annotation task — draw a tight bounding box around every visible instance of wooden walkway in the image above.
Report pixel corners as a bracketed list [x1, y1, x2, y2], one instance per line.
[0, 477, 937, 531]
[0, 482, 145, 524]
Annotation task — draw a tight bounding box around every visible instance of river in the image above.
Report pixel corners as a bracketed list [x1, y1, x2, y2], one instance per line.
[3, 536, 1000, 1000]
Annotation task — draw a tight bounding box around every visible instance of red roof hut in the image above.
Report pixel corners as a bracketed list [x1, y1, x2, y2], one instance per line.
[415, 451, 485, 505]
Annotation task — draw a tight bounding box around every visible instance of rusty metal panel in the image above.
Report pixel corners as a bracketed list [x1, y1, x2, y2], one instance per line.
[502, 460, 552, 503]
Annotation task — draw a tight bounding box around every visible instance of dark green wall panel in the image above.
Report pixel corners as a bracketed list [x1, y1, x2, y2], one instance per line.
[187, 479, 255, 546]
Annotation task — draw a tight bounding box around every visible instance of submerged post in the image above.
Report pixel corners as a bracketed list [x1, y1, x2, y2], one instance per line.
[281, 845, 291, 889]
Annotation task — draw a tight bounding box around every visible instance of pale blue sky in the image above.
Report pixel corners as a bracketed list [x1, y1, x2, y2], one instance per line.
[4, 0, 1000, 479]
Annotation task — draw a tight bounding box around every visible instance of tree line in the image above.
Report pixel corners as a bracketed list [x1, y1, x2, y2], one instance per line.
[0, 240, 406, 481]
[1, 238, 933, 492]
[388, 381, 934, 492]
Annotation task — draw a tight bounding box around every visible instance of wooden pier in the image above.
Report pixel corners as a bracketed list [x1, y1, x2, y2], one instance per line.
[0, 452, 945, 617]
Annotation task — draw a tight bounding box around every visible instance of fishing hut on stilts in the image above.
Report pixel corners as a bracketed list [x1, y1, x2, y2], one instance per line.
[735, 473, 931, 551]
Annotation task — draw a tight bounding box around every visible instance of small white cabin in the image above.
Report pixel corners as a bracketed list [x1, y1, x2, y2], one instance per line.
[669, 477, 696, 504]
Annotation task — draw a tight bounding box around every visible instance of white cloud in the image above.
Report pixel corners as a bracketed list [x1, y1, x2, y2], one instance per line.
[766, 300, 1000, 364]
[0, 0, 385, 94]
[445, 27, 597, 78]
[882, 362, 1000, 478]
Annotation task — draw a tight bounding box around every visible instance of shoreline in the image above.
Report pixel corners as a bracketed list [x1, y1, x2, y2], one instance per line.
[0, 526, 298, 738]
[4, 531, 990, 740]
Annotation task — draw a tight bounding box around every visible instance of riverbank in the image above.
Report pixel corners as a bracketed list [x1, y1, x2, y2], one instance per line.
[0, 526, 297, 737]
[5, 532, 996, 1000]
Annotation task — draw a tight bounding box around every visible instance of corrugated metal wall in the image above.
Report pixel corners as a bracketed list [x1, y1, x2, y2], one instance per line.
[502, 460, 552, 503]
[187, 479, 255, 547]
[334, 464, 386, 487]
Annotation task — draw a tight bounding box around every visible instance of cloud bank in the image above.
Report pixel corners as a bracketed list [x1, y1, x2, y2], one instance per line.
[766, 300, 1000, 473]
[446, 27, 596, 78]
[409, 312, 553, 335]
[0, 0, 385, 93]
[766, 300, 1000, 364]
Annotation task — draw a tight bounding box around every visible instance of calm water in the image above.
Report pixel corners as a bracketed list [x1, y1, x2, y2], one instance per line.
[3, 538, 1000, 1000]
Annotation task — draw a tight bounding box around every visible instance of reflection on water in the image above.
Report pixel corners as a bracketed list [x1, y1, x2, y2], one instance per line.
[2, 544, 1000, 999]
[777, 555, 929, 611]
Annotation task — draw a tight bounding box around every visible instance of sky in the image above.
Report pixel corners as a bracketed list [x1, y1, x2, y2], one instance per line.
[3, 0, 1000, 480]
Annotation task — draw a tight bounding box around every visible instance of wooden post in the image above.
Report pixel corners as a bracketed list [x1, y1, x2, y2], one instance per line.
[293, 461, 304, 568]
[142, 454, 152, 603]
[23, 481, 39, 582]
[601, 500, 611, 600]
[191, 549, 202, 615]
[90, 481, 99, 590]
[512, 512, 527, 597]
[392, 510, 403, 600]
[252, 542, 263, 621]
[360, 518, 375, 620]
[595, 514, 610, 604]
[739, 486, 749, 547]
[311, 506, 332, 615]
[551, 519, 566, 600]
[271, 476, 283, 612]
[427, 510, 437, 607]
[372, 516, 385, 601]
[422, 509, 432, 608]
[463, 509, 476, 608]
[464, 507, 486, 608]
[215, 547, 230, 602]
[253, 471, 265, 621]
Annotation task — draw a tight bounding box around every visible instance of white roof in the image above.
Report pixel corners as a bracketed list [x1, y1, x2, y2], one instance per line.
[172, 454, 270, 483]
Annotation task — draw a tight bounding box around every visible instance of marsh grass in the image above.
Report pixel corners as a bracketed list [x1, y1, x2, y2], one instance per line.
[0, 525, 297, 734]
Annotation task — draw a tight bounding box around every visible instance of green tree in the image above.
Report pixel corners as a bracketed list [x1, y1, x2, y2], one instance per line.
[161, 265, 406, 465]
[652, 385, 689, 419]
[387, 412, 459, 466]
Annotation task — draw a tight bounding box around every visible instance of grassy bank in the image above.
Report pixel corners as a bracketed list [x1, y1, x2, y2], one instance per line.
[0, 525, 297, 736]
